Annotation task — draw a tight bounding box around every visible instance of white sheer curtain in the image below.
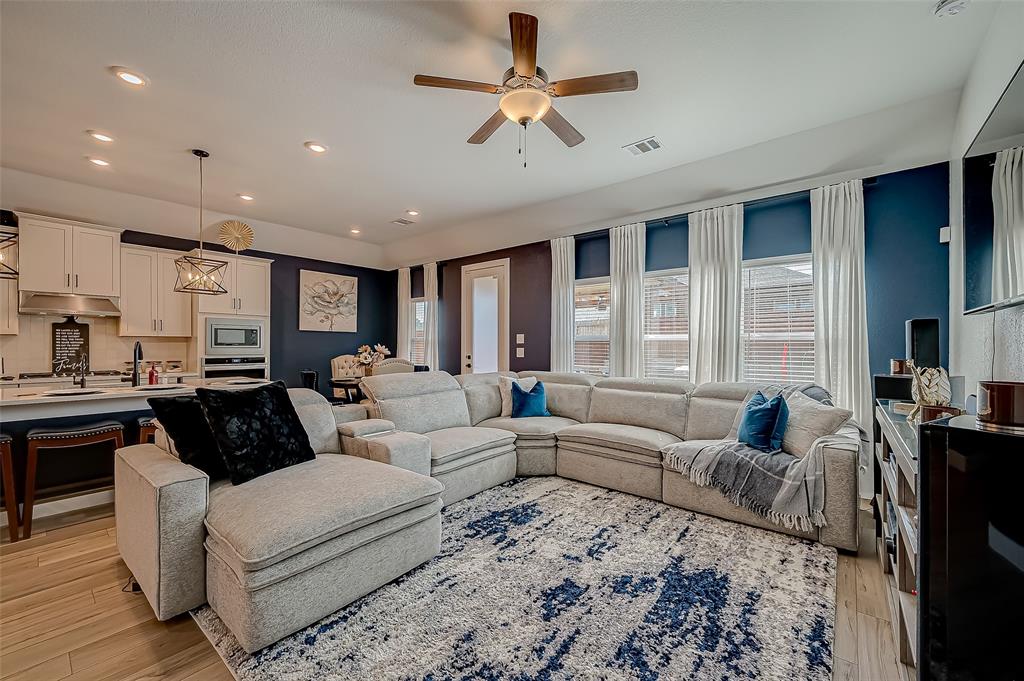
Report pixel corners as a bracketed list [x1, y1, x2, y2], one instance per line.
[811, 179, 871, 434]
[609, 222, 646, 377]
[396, 267, 412, 359]
[992, 146, 1024, 301]
[550, 236, 575, 372]
[423, 262, 440, 371]
[688, 204, 742, 383]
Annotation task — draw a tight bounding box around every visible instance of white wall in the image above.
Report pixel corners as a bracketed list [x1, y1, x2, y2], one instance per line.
[948, 0, 1024, 395]
[0, 168, 390, 270]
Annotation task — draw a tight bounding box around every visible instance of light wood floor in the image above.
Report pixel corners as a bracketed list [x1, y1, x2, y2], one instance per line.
[0, 508, 898, 681]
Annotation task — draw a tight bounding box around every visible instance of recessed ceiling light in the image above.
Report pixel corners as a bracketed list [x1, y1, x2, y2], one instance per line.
[86, 130, 114, 143]
[350, 228, 361, 234]
[237, 194, 255, 201]
[304, 141, 328, 154]
[88, 157, 110, 167]
[110, 66, 148, 87]
[405, 210, 420, 216]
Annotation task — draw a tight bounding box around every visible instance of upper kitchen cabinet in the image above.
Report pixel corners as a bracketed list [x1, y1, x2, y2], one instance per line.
[119, 246, 192, 337]
[0, 278, 18, 334]
[195, 252, 271, 317]
[17, 215, 121, 297]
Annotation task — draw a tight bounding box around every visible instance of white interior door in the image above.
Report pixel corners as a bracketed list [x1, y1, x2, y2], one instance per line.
[460, 259, 509, 374]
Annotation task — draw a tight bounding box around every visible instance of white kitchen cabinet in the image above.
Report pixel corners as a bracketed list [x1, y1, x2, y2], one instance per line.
[17, 215, 120, 297]
[234, 259, 270, 316]
[119, 246, 192, 337]
[195, 253, 272, 317]
[0, 278, 18, 335]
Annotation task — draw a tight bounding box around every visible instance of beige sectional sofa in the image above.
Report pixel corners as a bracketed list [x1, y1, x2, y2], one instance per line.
[115, 372, 859, 655]
[355, 370, 860, 551]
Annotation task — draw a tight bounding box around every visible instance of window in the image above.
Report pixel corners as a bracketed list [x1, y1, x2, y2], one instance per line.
[409, 299, 426, 365]
[573, 279, 610, 376]
[643, 270, 689, 379]
[740, 255, 815, 383]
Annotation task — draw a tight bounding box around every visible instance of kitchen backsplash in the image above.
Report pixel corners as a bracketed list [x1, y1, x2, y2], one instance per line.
[0, 315, 189, 376]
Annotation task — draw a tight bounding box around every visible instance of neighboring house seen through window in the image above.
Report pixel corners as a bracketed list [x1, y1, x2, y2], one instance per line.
[410, 299, 426, 365]
[643, 269, 689, 379]
[573, 279, 611, 376]
[740, 255, 815, 383]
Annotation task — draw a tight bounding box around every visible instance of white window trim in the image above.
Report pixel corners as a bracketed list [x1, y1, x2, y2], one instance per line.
[575, 275, 610, 286]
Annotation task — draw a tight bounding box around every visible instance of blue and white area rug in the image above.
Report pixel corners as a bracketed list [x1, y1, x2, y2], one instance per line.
[193, 477, 836, 680]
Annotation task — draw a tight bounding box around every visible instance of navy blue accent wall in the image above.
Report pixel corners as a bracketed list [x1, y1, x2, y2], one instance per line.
[743, 193, 812, 260]
[575, 232, 611, 279]
[863, 163, 950, 376]
[121, 231, 396, 394]
[646, 217, 688, 271]
[410, 265, 425, 299]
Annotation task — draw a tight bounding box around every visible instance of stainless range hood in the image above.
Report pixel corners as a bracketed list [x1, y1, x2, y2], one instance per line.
[19, 291, 121, 317]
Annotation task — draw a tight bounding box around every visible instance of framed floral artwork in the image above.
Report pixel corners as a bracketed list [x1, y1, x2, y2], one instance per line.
[299, 270, 357, 332]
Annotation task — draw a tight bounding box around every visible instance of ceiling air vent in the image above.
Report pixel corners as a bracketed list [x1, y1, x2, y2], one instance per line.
[623, 136, 662, 156]
[391, 218, 415, 226]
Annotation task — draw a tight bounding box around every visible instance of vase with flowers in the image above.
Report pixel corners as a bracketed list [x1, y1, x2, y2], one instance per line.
[357, 343, 391, 375]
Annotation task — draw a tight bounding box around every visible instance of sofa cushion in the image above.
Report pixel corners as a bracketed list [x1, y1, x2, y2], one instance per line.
[430, 443, 516, 476]
[684, 382, 756, 440]
[477, 415, 579, 439]
[426, 426, 517, 466]
[361, 371, 471, 434]
[557, 422, 681, 458]
[517, 372, 595, 422]
[288, 388, 342, 455]
[205, 455, 442, 573]
[589, 378, 693, 439]
[457, 372, 517, 424]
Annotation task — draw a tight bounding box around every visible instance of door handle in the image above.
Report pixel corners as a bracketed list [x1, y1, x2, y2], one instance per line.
[75, 274, 79, 288]
[237, 297, 242, 310]
[66, 273, 70, 288]
[465, 363, 472, 369]
[159, 319, 163, 331]
[153, 319, 157, 331]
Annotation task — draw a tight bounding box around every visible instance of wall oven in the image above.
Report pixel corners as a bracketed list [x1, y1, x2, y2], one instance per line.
[206, 317, 265, 356]
[201, 356, 269, 381]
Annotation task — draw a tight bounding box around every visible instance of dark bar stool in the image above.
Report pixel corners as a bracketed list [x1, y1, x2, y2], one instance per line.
[0, 434, 18, 542]
[138, 416, 158, 444]
[23, 420, 124, 539]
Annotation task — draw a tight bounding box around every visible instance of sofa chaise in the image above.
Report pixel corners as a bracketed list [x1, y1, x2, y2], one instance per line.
[114, 388, 443, 652]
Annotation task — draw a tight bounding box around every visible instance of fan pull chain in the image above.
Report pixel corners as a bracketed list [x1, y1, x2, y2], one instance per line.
[521, 122, 528, 169]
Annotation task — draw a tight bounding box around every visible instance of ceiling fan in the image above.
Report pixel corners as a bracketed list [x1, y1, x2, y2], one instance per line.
[414, 12, 638, 163]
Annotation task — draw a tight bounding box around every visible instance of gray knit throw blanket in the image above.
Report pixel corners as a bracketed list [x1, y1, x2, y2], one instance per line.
[662, 384, 860, 533]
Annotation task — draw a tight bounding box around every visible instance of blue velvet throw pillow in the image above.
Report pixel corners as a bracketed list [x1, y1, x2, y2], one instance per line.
[511, 380, 551, 418]
[737, 391, 789, 453]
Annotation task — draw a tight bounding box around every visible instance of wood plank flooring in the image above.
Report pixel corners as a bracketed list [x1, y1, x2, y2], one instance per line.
[1, 507, 899, 680]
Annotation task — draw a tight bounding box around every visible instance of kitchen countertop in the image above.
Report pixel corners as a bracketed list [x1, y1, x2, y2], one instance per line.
[0, 379, 270, 421]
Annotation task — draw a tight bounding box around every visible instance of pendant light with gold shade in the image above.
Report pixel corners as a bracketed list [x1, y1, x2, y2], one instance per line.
[174, 149, 228, 295]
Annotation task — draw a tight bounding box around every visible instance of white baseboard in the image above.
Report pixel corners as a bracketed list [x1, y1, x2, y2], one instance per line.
[0, 489, 113, 528]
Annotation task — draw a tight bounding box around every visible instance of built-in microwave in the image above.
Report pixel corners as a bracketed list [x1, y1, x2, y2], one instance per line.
[206, 317, 265, 356]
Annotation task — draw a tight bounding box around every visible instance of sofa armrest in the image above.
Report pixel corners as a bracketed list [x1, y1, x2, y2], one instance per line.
[114, 444, 209, 620]
[363, 431, 432, 477]
[818, 438, 861, 551]
[333, 403, 368, 425]
[339, 419, 395, 438]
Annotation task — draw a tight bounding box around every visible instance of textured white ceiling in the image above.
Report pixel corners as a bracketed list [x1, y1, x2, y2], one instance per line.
[0, 0, 997, 250]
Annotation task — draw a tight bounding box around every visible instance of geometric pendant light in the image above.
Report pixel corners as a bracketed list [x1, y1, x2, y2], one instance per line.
[174, 149, 229, 295]
[0, 227, 17, 279]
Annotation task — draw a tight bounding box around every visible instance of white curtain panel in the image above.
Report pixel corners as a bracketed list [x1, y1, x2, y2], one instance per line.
[609, 222, 646, 377]
[688, 204, 743, 383]
[810, 179, 871, 435]
[423, 262, 440, 371]
[396, 267, 412, 360]
[992, 146, 1024, 301]
[549, 236, 576, 372]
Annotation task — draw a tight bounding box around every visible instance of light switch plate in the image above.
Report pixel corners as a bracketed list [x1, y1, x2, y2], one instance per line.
[516, 333, 525, 344]
[516, 347, 525, 358]
[939, 225, 951, 244]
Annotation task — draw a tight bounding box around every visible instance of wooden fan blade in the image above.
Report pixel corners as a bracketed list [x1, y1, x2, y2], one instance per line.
[509, 12, 538, 79]
[468, 110, 508, 144]
[542, 107, 584, 147]
[414, 74, 499, 94]
[549, 71, 638, 97]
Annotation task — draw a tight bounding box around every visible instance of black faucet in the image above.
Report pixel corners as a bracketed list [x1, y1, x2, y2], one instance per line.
[131, 341, 144, 387]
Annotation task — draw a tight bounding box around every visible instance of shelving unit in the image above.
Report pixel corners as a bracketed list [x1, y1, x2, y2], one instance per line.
[874, 400, 919, 681]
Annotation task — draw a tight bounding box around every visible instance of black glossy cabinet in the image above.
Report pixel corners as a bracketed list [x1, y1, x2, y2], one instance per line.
[919, 416, 1024, 681]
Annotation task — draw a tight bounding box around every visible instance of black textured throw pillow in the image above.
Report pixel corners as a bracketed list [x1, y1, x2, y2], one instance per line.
[147, 395, 227, 480]
[195, 381, 315, 485]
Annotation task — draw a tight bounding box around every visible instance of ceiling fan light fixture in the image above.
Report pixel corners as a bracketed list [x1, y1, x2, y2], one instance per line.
[499, 88, 551, 125]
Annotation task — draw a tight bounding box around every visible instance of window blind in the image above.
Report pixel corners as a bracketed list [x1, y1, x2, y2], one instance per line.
[643, 271, 689, 379]
[740, 257, 815, 383]
[573, 281, 611, 376]
[410, 299, 426, 365]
